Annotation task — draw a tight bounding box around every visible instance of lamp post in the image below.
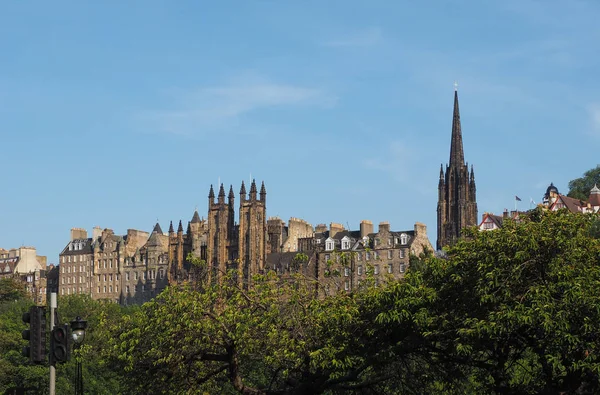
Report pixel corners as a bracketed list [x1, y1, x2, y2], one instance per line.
[70, 316, 87, 395]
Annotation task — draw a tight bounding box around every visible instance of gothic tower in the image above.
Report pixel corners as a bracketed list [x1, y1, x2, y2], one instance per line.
[238, 180, 267, 284]
[207, 184, 234, 283]
[437, 89, 478, 250]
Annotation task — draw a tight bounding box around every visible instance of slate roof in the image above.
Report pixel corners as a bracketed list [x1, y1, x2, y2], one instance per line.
[60, 238, 94, 256]
[191, 210, 202, 223]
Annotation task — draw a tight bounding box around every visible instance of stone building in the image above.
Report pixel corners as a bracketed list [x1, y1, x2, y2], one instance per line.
[437, 89, 478, 250]
[0, 246, 49, 304]
[59, 211, 207, 304]
[298, 220, 433, 296]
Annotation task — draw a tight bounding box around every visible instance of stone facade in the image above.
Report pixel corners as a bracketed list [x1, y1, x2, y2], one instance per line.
[0, 246, 49, 304]
[298, 221, 433, 297]
[59, 210, 207, 304]
[437, 89, 478, 250]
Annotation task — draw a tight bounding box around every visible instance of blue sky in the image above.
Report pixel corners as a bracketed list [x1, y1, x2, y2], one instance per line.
[1, 0, 599, 262]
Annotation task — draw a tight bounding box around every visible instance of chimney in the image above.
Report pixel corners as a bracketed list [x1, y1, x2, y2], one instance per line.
[503, 209, 509, 218]
[510, 210, 517, 218]
[315, 224, 328, 233]
[378, 221, 390, 233]
[70, 228, 88, 241]
[360, 220, 373, 238]
[330, 222, 344, 238]
[414, 222, 427, 236]
[92, 226, 102, 241]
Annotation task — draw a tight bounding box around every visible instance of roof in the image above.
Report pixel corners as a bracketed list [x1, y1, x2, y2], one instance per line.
[551, 195, 585, 213]
[191, 210, 202, 223]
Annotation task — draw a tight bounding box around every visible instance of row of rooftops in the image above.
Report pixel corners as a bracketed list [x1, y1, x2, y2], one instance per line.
[480, 183, 600, 230]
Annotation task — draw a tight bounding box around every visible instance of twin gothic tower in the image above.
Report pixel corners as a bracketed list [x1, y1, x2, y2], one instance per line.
[437, 89, 478, 250]
[207, 180, 267, 283]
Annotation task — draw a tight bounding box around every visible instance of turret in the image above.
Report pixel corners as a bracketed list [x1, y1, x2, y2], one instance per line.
[249, 179, 257, 201]
[240, 181, 247, 202]
[228, 185, 235, 203]
[208, 184, 215, 207]
[260, 181, 266, 202]
[218, 183, 226, 204]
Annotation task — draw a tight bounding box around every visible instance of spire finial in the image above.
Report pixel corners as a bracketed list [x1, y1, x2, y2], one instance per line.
[454, 81, 458, 91]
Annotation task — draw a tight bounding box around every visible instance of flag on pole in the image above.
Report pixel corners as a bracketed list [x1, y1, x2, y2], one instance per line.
[515, 196, 522, 201]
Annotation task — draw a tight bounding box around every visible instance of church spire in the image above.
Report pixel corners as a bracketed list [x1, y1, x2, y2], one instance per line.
[449, 89, 465, 167]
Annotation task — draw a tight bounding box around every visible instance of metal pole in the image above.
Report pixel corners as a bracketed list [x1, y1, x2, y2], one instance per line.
[49, 293, 57, 395]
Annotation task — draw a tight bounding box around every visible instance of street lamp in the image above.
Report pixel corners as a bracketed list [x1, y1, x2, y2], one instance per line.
[70, 317, 87, 395]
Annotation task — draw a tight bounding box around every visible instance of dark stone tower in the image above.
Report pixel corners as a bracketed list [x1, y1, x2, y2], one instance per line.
[207, 184, 234, 283]
[238, 180, 267, 284]
[437, 89, 478, 250]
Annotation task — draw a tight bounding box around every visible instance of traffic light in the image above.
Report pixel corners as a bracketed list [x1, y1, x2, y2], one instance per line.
[21, 306, 46, 363]
[50, 324, 70, 365]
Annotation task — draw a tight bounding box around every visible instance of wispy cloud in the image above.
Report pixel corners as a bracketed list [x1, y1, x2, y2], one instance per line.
[363, 140, 414, 182]
[587, 103, 600, 136]
[322, 27, 383, 48]
[138, 74, 337, 136]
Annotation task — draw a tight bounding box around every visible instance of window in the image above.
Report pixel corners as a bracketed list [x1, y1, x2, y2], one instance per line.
[357, 252, 362, 261]
[400, 264, 406, 273]
[68, 266, 71, 273]
[126, 272, 130, 281]
[160, 270, 164, 279]
[103, 260, 107, 269]
[341, 239, 350, 250]
[62, 266, 65, 273]
[143, 272, 146, 280]
[116, 274, 119, 281]
[387, 264, 393, 274]
[388, 237, 393, 246]
[97, 287, 100, 294]
[325, 240, 334, 251]
[109, 259, 113, 268]
[388, 250, 393, 259]
[374, 265, 379, 275]
[344, 280, 350, 291]
[109, 285, 113, 292]
[62, 278, 65, 285]
[109, 274, 113, 282]
[324, 254, 330, 262]
[484, 221, 494, 230]
[103, 286, 106, 293]
[344, 267, 350, 277]
[400, 249, 405, 259]
[103, 274, 107, 282]
[115, 285, 118, 293]
[365, 252, 370, 261]
[374, 252, 379, 260]
[126, 285, 130, 293]
[357, 265, 363, 276]
[134, 272, 138, 280]
[67, 277, 70, 284]
[400, 234, 408, 245]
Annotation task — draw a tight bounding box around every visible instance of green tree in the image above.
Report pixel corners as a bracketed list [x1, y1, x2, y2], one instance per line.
[568, 165, 600, 200]
[375, 209, 600, 393]
[0, 277, 27, 303]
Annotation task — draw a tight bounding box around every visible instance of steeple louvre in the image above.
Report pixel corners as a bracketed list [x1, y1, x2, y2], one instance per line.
[449, 90, 465, 167]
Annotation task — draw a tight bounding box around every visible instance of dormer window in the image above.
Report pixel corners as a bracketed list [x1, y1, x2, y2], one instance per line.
[325, 238, 334, 251]
[400, 233, 408, 245]
[341, 236, 350, 250]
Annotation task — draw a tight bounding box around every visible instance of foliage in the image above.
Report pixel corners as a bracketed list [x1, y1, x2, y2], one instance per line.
[377, 209, 600, 393]
[0, 277, 28, 303]
[568, 165, 600, 200]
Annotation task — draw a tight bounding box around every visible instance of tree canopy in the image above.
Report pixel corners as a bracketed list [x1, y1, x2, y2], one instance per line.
[3, 210, 600, 394]
[568, 165, 600, 200]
